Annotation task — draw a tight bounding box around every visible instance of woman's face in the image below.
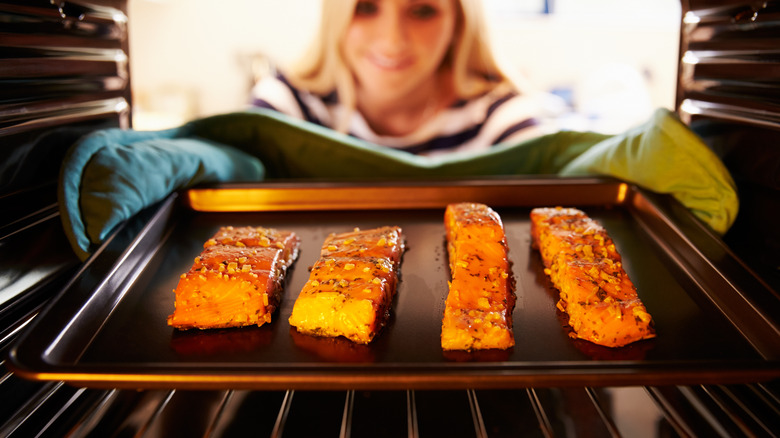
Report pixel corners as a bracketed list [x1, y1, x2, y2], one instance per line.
[342, 0, 457, 104]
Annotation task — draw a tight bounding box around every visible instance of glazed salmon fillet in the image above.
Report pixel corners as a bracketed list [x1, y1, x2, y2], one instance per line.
[441, 203, 516, 351]
[530, 207, 655, 347]
[288, 226, 405, 344]
[167, 226, 300, 330]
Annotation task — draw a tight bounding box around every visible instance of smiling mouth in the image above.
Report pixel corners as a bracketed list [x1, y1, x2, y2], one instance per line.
[368, 54, 413, 70]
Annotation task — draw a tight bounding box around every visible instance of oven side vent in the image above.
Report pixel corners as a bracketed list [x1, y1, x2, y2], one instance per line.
[0, 0, 131, 231]
[0, 2, 131, 432]
[678, 0, 780, 291]
[0, 0, 131, 324]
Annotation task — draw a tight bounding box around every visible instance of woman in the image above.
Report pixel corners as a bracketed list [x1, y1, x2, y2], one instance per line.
[57, 0, 737, 260]
[251, 0, 555, 156]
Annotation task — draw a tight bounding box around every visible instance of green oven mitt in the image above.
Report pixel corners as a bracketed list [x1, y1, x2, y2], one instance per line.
[186, 108, 609, 179]
[188, 107, 737, 233]
[557, 108, 738, 234]
[60, 107, 737, 260]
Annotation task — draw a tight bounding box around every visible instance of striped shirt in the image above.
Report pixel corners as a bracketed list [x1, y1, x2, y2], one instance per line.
[251, 73, 550, 156]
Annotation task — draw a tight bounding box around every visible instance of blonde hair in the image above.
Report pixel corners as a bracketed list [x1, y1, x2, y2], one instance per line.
[287, 0, 514, 130]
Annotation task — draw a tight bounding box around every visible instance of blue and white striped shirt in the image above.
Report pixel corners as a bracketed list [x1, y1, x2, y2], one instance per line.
[251, 73, 552, 156]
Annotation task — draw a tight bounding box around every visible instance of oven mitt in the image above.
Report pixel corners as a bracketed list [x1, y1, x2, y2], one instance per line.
[60, 107, 737, 260]
[557, 107, 738, 234]
[59, 127, 265, 260]
[188, 107, 737, 232]
[186, 109, 608, 179]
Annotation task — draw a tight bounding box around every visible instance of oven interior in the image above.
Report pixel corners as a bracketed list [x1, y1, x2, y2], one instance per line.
[1, 0, 778, 436]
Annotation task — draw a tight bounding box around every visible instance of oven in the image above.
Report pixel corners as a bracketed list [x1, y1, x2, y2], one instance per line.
[1, 0, 778, 436]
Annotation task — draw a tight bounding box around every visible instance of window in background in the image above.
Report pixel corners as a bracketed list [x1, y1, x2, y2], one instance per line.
[485, 0, 682, 133]
[130, 0, 681, 134]
[484, 0, 551, 15]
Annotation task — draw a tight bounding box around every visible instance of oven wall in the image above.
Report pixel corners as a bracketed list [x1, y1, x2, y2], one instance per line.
[677, 0, 780, 291]
[0, 0, 130, 366]
[0, 0, 131, 234]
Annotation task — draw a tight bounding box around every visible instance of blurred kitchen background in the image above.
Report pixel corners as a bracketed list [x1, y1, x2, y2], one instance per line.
[127, 0, 682, 134]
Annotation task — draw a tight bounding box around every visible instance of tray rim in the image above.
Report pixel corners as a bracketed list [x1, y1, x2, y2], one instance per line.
[7, 177, 780, 389]
[16, 361, 780, 390]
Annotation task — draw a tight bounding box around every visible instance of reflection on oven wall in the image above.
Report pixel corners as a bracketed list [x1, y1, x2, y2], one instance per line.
[127, 0, 682, 133]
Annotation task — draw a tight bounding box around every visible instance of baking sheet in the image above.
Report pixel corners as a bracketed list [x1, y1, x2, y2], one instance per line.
[8, 178, 780, 389]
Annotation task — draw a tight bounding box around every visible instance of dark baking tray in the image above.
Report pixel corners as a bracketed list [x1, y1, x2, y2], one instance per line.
[8, 177, 780, 389]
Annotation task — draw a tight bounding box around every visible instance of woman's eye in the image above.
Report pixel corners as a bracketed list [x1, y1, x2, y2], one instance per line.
[355, 1, 379, 16]
[409, 4, 438, 19]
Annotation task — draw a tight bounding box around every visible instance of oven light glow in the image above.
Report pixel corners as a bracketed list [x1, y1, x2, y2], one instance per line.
[683, 11, 701, 24]
[617, 183, 628, 203]
[114, 99, 129, 113]
[112, 12, 128, 24]
[680, 99, 702, 115]
[682, 51, 700, 65]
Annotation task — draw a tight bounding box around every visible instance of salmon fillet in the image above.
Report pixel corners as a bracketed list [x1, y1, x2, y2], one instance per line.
[288, 226, 405, 344]
[530, 207, 655, 347]
[167, 226, 300, 329]
[441, 203, 516, 351]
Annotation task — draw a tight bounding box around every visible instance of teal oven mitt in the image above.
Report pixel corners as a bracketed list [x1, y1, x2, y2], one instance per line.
[59, 126, 265, 260]
[60, 107, 737, 260]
